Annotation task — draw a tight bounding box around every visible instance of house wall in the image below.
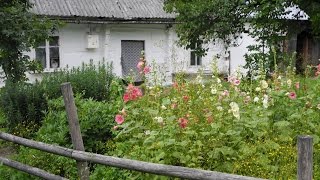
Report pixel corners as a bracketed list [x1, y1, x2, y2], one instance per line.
[0, 23, 257, 87]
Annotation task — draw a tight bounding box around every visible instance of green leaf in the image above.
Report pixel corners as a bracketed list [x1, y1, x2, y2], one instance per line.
[274, 121, 290, 128]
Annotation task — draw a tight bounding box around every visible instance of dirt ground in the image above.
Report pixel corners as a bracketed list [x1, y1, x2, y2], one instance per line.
[0, 145, 16, 158]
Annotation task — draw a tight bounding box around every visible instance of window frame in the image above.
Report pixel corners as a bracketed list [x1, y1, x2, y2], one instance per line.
[35, 36, 60, 71]
[190, 43, 202, 66]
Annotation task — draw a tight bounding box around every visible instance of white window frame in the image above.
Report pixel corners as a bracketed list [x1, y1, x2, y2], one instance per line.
[190, 43, 202, 66]
[35, 36, 60, 71]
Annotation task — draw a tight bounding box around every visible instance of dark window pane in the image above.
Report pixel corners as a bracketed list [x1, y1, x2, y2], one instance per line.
[190, 51, 196, 65]
[35, 48, 46, 68]
[49, 36, 59, 46]
[49, 47, 59, 68]
[197, 56, 202, 65]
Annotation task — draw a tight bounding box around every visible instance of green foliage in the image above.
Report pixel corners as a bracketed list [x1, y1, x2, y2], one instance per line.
[0, 81, 47, 138]
[27, 60, 44, 73]
[0, 93, 123, 179]
[0, 61, 119, 139]
[95, 65, 320, 179]
[36, 95, 121, 153]
[164, 0, 318, 52]
[164, 0, 320, 73]
[0, 0, 58, 82]
[39, 61, 117, 101]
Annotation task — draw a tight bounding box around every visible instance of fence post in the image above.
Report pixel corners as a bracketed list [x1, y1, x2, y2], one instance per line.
[297, 135, 313, 180]
[61, 82, 89, 180]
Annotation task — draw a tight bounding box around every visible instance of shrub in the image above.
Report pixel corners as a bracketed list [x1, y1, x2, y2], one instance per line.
[0, 81, 47, 138]
[39, 61, 116, 101]
[0, 93, 123, 179]
[36, 95, 122, 153]
[0, 60, 120, 138]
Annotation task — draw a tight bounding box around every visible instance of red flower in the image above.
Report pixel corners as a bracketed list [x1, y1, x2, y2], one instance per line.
[178, 118, 188, 128]
[288, 92, 297, 100]
[123, 93, 130, 103]
[115, 114, 125, 124]
[123, 84, 143, 103]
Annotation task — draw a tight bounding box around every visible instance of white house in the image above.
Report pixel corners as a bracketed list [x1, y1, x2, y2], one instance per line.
[2, 0, 259, 86]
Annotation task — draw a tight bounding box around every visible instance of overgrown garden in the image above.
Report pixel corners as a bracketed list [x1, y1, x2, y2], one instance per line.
[0, 59, 319, 179]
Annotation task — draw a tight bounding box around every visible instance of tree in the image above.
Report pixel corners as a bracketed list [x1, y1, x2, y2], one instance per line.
[0, 0, 58, 82]
[164, 0, 320, 56]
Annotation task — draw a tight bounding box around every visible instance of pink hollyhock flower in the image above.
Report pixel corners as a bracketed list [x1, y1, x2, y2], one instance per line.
[317, 64, 320, 71]
[295, 82, 300, 89]
[316, 71, 320, 77]
[137, 61, 144, 70]
[115, 114, 124, 124]
[232, 79, 241, 86]
[228, 76, 235, 83]
[127, 84, 135, 90]
[288, 92, 297, 100]
[222, 90, 229, 96]
[178, 118, 188, 128]
[123, 93, 130, 103]
[143, 66, 151, 74]
[132, 87, 142, 97]
[123, 84, 143, 103]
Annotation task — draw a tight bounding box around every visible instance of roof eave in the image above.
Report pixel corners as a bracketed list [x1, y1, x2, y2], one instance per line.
[38, 15, 177, 24]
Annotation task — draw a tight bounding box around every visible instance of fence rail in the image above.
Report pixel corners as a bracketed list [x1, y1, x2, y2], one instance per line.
[0, 132, 264, 180]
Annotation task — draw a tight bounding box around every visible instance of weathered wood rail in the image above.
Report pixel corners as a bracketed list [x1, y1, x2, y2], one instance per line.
[0, 83, 314, 180]
[0, 131, 264, 180]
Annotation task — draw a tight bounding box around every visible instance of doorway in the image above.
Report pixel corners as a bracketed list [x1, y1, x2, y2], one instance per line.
[121, 40, 145, 82]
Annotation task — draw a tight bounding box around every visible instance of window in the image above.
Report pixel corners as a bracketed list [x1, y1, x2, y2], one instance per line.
[190, 43, 202, 66]
[35, 36, 60, 69]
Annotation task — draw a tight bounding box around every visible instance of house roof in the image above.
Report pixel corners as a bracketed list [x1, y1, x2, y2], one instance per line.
[30, 0, 176, 22]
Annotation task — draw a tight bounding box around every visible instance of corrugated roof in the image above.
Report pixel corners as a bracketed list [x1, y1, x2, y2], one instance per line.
[29, 0, 176, 20]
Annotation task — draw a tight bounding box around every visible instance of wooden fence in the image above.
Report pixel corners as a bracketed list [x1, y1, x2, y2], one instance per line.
[0, 83, 313, 180]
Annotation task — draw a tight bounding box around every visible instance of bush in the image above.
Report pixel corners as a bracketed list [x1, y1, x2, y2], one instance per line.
[0, 61, 120, 138]
[39, 61, 116, 101]
[0, 93, 123, 179]
[0, 81, 47, 137]
[36, 95, 122, 153]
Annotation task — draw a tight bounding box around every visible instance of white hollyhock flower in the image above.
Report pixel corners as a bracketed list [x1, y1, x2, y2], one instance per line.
[229, 102, 240, 119]
[154, 117, 164, 123]
[211, 88, 217, 95]
[217, 106, 223, 111]
[287, 79, 292, 87]
[262, 95, 268, 108]
[260, 80, 268, 89]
